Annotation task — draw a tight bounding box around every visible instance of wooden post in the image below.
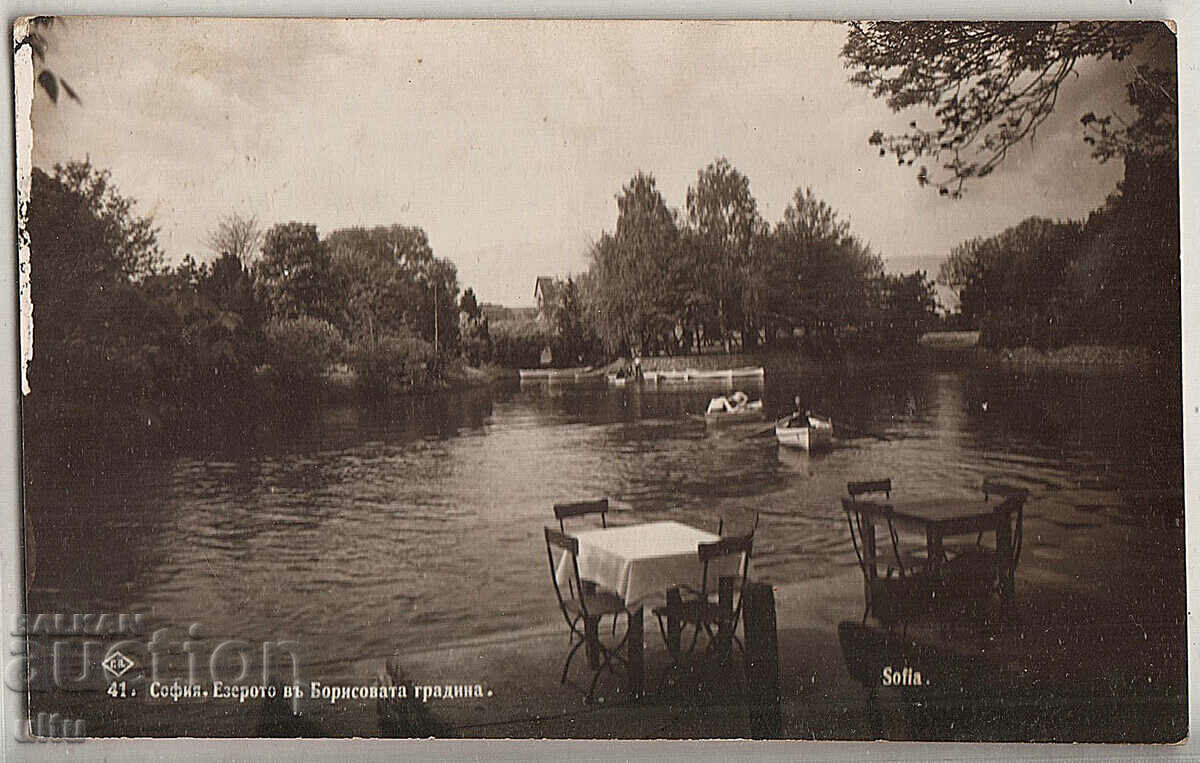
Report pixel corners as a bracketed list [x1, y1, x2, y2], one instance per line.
[584, 616, 600, 670]
[666, 588, 683, 658]
[717, 576, 735, 662]
[742, 582, 781, 738]
[995, 506, 1015, 621]
[627, 607, 644, 699]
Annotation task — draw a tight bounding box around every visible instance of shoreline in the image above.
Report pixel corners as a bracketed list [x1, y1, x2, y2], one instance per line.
[26, 564, 1185, 740]
[22, 341, 1173, 450]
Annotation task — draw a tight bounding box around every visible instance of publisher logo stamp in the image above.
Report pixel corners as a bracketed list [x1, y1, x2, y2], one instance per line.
[101, 651, 134, 679]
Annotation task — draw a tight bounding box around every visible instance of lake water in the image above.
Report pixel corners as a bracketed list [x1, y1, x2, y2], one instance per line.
[23, 361, 1184, 687]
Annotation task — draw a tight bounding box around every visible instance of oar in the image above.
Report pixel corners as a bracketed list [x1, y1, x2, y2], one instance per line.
[741, 412, 798, 441]
[741, 422, 779, 440]
[818, 415, 891, 442]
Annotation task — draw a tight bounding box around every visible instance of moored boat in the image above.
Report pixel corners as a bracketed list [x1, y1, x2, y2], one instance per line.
[688, 368, 733, 382]
[656, 369, 691, 383]
[653, 366, 764, 384]
[729, 366, 765, 378]
[775, 414, 834, 450]
[518, 366, 597, 381]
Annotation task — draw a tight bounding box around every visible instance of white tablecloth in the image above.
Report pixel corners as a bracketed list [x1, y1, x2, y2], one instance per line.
[555, 520, 743, 606]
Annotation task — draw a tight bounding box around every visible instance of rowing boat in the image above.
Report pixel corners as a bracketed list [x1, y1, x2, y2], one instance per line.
[775, 414, 834, 450]
[518, 366, 598, 381]
[704, 396, 765, 424]
[652, 366, 765, 384]
[729, 366, 766, 378]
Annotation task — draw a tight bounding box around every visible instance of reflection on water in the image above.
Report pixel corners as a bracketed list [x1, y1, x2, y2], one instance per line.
[23, 364, 1183, 682]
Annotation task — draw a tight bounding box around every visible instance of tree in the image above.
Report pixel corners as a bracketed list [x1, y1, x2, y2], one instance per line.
[685, 158, 765, 350]
[937, 217, 1085, 326]
[256, 222, 335, 323]
[324, 224, 458, 352]
[45, 160, 162, 279]
[459, 287, 481, 326]
[769, 188, 882, 344]
[136, 256, 261, 398]
[590, 173, 682, 355]
[1073, 153, 1179, 351]
[458, 287, 491, 366]
[554, 277, 598, 364]
[205, 212, 263, 267]
[843, 21, 1176, 196]
[26, 163, 163, 398]
[17, 17, 80, 105]
[872, 271, 939, 347]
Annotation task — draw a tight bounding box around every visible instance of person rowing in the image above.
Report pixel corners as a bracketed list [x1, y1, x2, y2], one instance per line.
[786, 396, 812, 428]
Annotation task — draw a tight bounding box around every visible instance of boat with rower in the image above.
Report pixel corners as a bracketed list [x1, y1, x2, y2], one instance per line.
[775, 413, 834, 450]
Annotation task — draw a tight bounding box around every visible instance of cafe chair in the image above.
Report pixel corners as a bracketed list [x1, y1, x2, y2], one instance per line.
[944, 480, 1031, 600]
[842, 496, 934, 630]
[554, 498, 625, 634]
[653, 531, 755, 691]
[848, 478, 893, 501]
[845, 479, 930, 575]
[715, 510, 760, 538]
[982, 479, 1030, 575]
[553, 498, 609, 532]
[544, 527, 632, 702]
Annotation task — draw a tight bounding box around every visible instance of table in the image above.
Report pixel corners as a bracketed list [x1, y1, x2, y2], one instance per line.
[853, 498, 1018, 617]
[554, 520, 741, 697]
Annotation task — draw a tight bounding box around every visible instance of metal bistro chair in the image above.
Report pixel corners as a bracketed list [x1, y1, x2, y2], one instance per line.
[847, 478, 927, 576]
[653, 530, 755, 691]
[945, 480, 1031, 598]
[544, 527, 632, 702]
[553, 498, 609, 532]
[554, 498, 623, 634]
[842, 479, 935, 629]
[981, 479, 1031, 582]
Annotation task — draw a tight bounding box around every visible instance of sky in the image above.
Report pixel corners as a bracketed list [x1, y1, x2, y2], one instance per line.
[29, 18, 1156, 307]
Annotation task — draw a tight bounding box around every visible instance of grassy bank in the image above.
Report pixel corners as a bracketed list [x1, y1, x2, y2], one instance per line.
[634, 345, 942, 375]
[976, 344, 1173, 370]
[918, 330, 980, 349]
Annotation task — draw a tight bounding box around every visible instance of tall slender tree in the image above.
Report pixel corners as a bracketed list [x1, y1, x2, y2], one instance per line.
[685, 158, 765, 350]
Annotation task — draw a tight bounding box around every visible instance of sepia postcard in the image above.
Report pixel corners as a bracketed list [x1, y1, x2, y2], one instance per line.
[8, 16, 1186, 748]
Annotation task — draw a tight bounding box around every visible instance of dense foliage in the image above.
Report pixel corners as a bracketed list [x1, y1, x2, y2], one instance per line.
[843, 21, 1176, 197]
[579, 161, 936, 359]
[938, 154, 1179, 354]
[26, 161, 468, 432]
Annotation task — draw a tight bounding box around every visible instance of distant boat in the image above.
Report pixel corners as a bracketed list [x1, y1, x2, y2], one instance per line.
[775, 414, 834, 450]
[729, 366, 766, 379]
[655, 369, 691, 382]
[651, 366, 764, 384]
[518, 366, 597, 381]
